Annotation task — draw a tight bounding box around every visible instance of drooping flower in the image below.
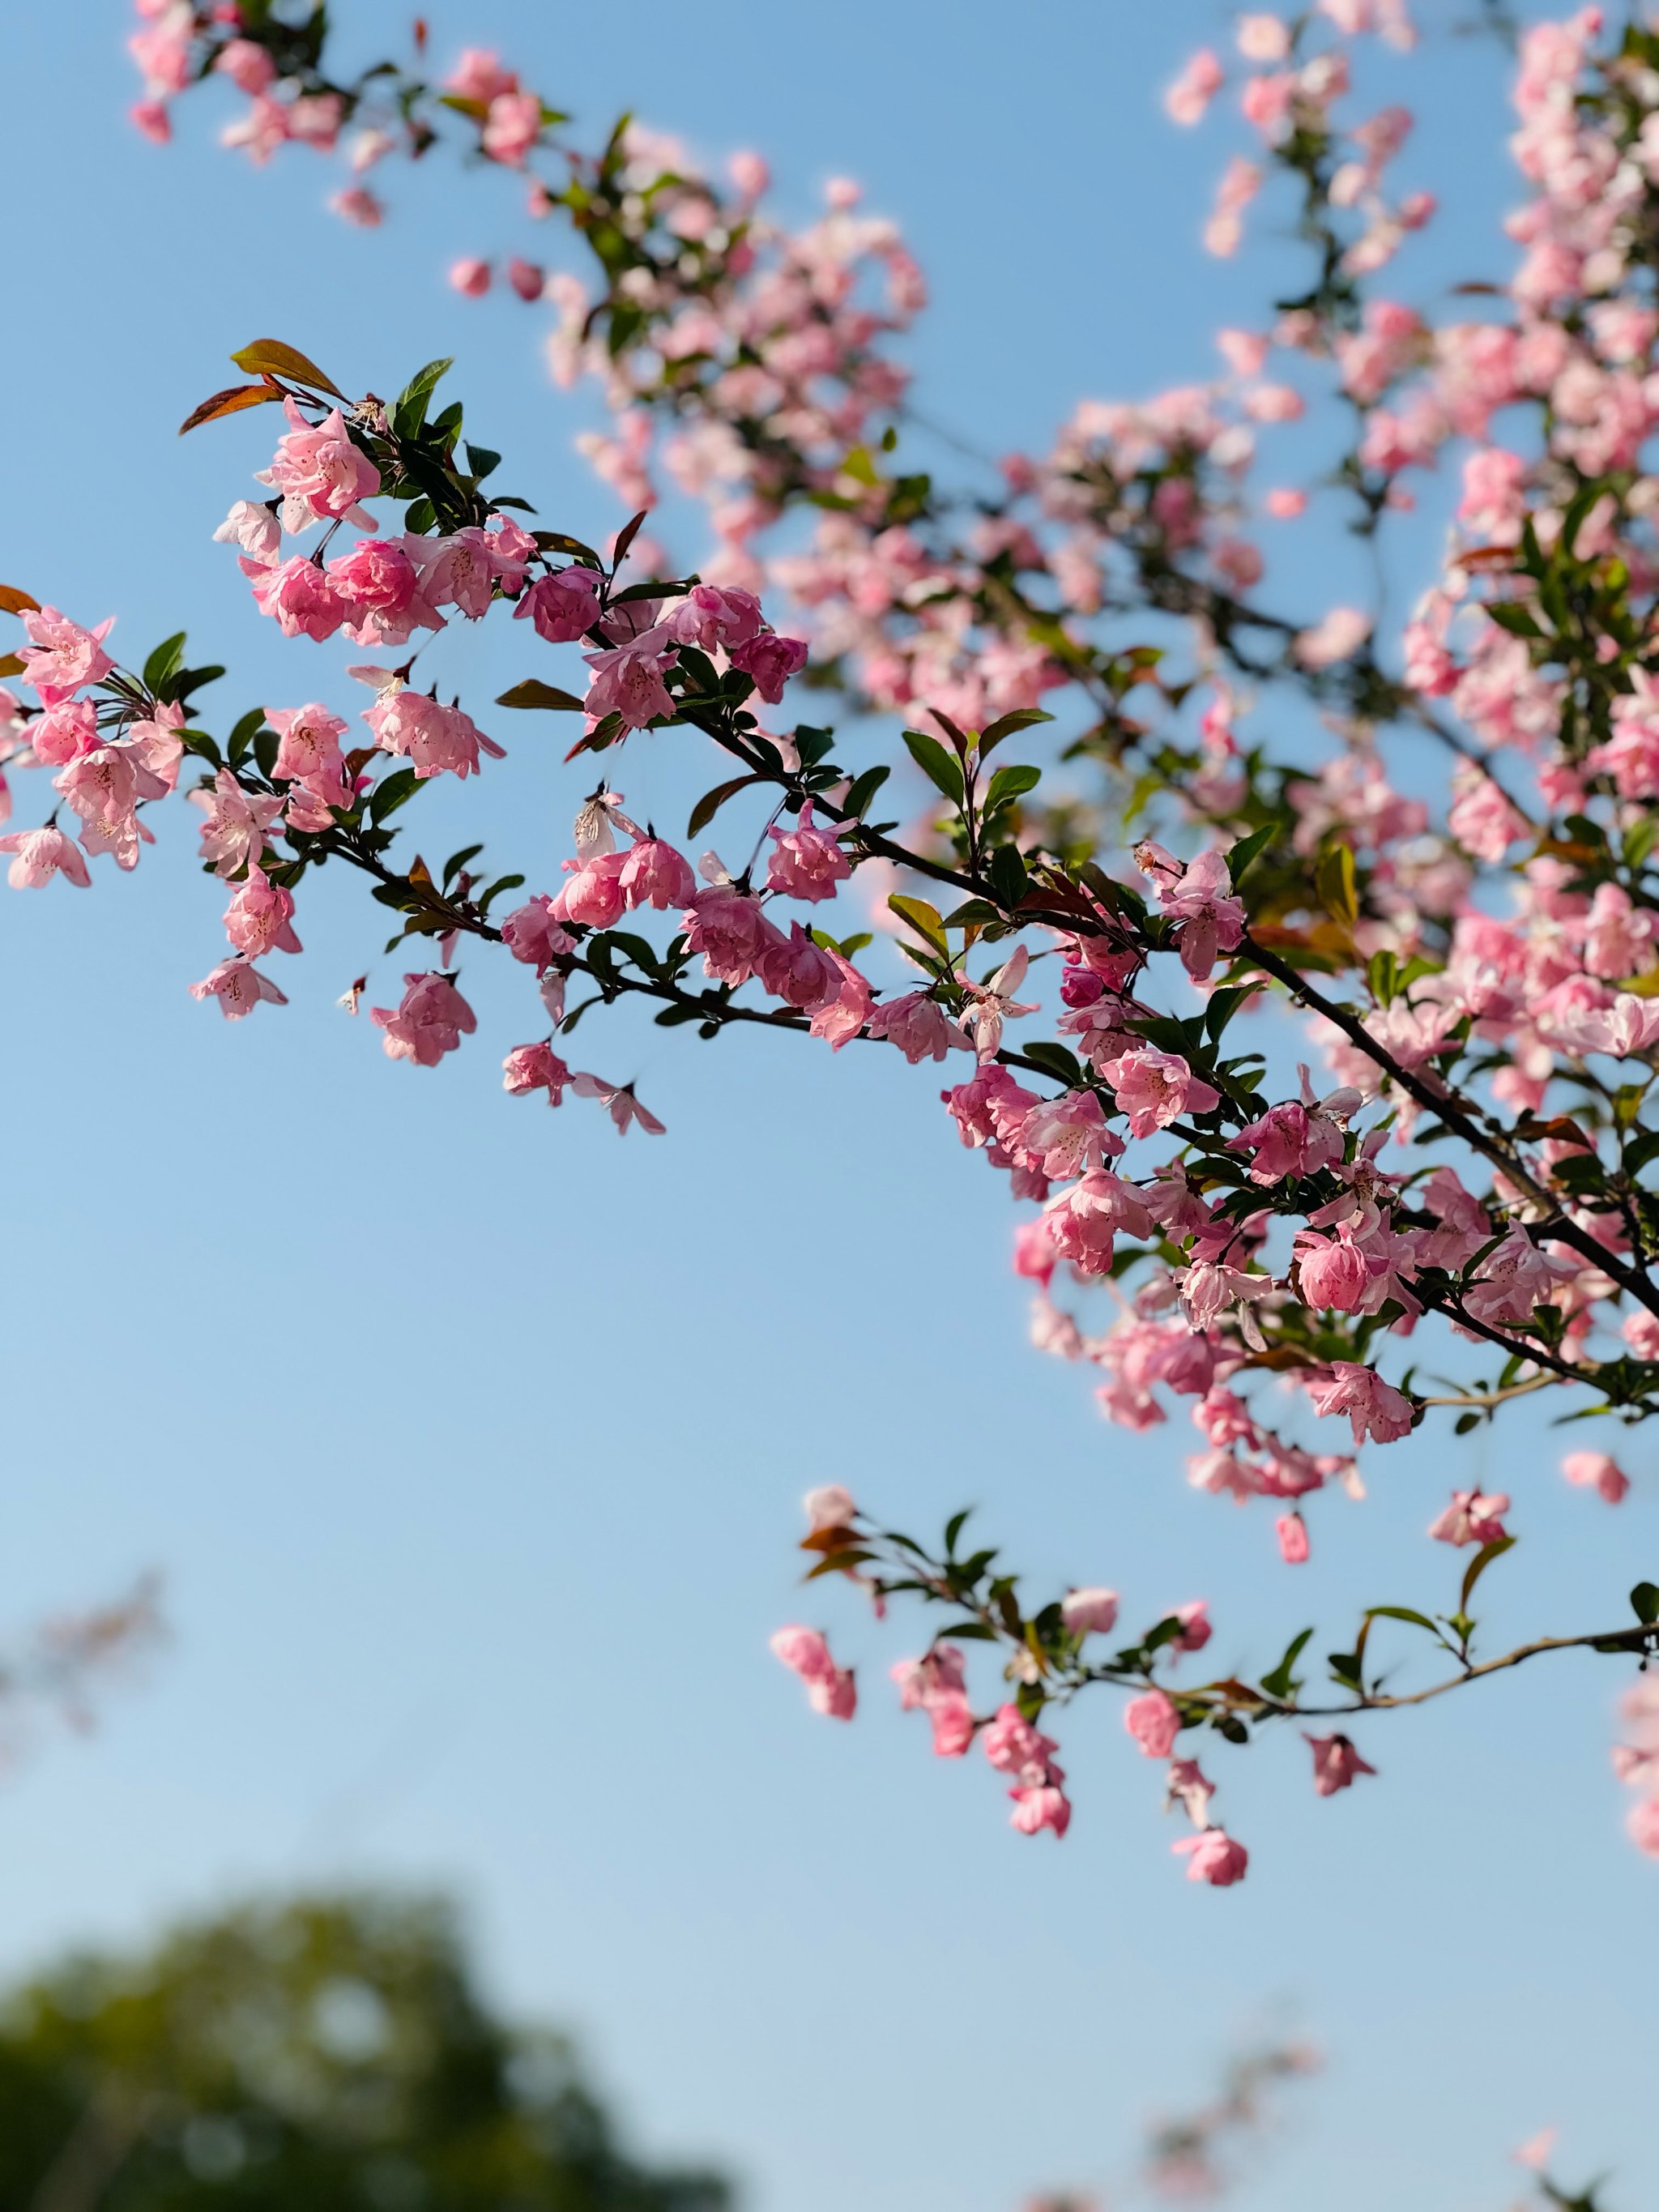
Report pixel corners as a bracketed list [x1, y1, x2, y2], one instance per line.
[370, 972, 478, 1066]
[502, 1042, 573, 1104]
[189, 956, 289, 1018]
[770, 1625, 856, 1719]
[1304, 1733, 1378, 1796]
[1427, 1489, 1510, 1547]
[1124, 1689, 1181, 1759]
[1172, 1828, 1249, 1885]
[0, 826, 93, 890]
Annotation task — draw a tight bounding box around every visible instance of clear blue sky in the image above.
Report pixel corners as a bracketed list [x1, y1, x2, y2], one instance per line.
[2, 5, 1655, 2208]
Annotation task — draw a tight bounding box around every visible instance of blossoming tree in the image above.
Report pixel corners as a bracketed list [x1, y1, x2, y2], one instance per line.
[6, 0, 1659, 1896]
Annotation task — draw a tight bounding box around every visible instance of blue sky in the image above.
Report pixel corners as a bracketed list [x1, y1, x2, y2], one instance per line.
[2, 5, 1656, 2208]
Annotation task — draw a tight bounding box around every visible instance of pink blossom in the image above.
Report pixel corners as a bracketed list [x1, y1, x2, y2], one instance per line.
[729, 632, 810, 704]
[1427, 1489, 1511, 1547]
[957, 944, 1039, 1061]
[0, 826, 92, 890]
[582, 640, 677, 730]
[1166, 1756, 1216, 1827]
[981, 1702, 1061, 1781]
[1043, 1171, 1154, 1275]
[1134, 844, 1245, 980]
[569, 1073, 667, 1135]
[482, 89, 544, 167]
[770, 1625, 856, 1719]
[808, 947, 875, 1049]
[445, 49, 518, 102]
[1061, 1588, 1120, 1637]
[507, 256, 545, 301]
[1295, 607, 1372, 668]
[244, 555, 347, 642]
[214, 500, 282, 562]
[1294, 1230, 1371, 1311]
[255, 401, 381, 535]
[1309, 1725, 1380, 1796]
[28, 700, 102, 766]
[1172, 1828, 1249, 1885]
[1102, 1047, 1220, 1137]
[1560, 1450, 1630, 1504]
[224, 863, 301, 957]
[49, 755, 150, 865]
[619, 838, 697, 911]
[1165, 48, 1225, 126]
[189, 769, 284, 878]
[1447, 766, 1525, 863]
[804, 1484, 857, 1532]
[1018, 1090, 1120, 1177]
[756, 920, 842, 1009]
[267, 702, 348, 797]
[371, 972, 478, 1066]
[683, 886, 775, 988]
[130, 98, 172, 143]
[1627, 1797, 1659, 1857]
[868, 990, 968, 1064]
[1462, 1229, 1572, 1327]
[1009, 1781, 1073, 1837]
[17, 608, 116, 705]
[189, 956, 288, 1018]
[766, 800, 853, 902]
[1124, 1689, 1181, 1759]
[501, 896, 574, 974]
[502, 1042, 573, 1104]
[893, 1646, 974, 1757]
[1305, 1360, 1414, 1445]
[663, 584, 766, 652]
[516, 566, 605, 643]
[449, 257, 493, 297]
[328, 540, 446, 649]
[363, 690, 503, 780]
[552, 849, 629, 928]
[213, 38, 276, 96]
[1276, 1511, 1311, 1565]
[1171, 1601, 1213, 1653]
[1230, 1093, 1348, 1182]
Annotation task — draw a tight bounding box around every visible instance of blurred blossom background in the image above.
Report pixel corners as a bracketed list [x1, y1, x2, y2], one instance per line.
[1, 3, 1655, 2208]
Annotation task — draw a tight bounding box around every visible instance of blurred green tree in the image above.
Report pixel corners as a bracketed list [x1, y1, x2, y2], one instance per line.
[0, 1894, 729, 2212]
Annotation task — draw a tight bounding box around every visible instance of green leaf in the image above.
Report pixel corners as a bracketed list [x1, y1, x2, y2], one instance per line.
[229, 339, 345, 398]
[464, 443, 501, 480]
[143, 633, 186, 694]
[984, 762, 1041, 814]
[1631, 1581, 1659, 1625]
[989, 844, 1028, 911]
[496, 679, 586, 711]
[944, 1510, 970, 1554]
[1259, 1626, 1314, 1702]
[977, 707, 1053, 759]
[1460, 1535, 1516, 1615]
[1226, 823, 1274, 886]
[842, 764, 890, 820]
[887, 895, 949, 957]
[1316, 843, 1358, 927]
[391, 356, 454, 439]
[1020, 1040, 1085, 1088]
[902, 728, 965, 805]
[1205, 984, 1250, 1043]
[442, 843, 484, 888]
[1364, 1605, 1441, 1634]
[687, 774, 761, 839]
[1485, 601, 1544, 639]
[368, 767, 420, 822]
